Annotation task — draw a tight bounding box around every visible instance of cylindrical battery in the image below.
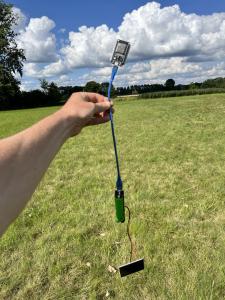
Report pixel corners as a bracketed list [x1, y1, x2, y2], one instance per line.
[115, 190, 125, 223]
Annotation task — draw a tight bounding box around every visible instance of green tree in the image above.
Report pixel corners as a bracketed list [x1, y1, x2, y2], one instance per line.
[40, 79, 49, 94]
[100, 82, 116, 97]
[39, 79, 61, 105]
[45, 82, 61, 105]
[165, 79, 175, 90]
[202, 77, 225, 89]
[189, 82, 201, 90]
[84, 81, 101, 93]
[0, 0, 25, 103]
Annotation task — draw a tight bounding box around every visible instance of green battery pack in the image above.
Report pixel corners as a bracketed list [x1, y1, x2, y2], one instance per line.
[115, 190, 125, 223]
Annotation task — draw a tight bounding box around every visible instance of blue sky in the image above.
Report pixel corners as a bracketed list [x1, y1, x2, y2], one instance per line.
[8, 1, 225, 90]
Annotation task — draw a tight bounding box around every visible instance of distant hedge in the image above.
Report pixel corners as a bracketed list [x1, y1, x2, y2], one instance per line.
[138, 88, 225, 100]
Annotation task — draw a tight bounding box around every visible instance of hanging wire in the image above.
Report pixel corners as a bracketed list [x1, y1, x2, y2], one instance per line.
[125, 205, 134, 262]
[107, 66, 122, 191]
[107, 65, 135, 263]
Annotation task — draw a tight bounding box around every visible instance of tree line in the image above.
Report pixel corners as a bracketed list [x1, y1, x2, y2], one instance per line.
[1, 0, 225, 111]
[2, 76, 225, 110]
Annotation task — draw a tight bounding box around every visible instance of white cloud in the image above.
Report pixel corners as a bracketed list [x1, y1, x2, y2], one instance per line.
[12, 7, 26, 32]
[79, 57, 225, 87]
[23, 63, 42, 77]
[51, 1, 225, 73]
[121, 58, 203, 85]
[119, 2, 225, 62]
[20, 80, 39, 91]
[54, 75, 77, 86]
[17, 16, 58, 63]
[22, 24, 116, 78]
[80, 57, 203, 86]
[61, 25, 117, 68]
[15, 2, 225, 88]
[32, 2, 225, 78]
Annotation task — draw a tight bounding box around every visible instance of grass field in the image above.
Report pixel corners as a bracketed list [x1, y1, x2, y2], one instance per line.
[1, 94, 225, 299]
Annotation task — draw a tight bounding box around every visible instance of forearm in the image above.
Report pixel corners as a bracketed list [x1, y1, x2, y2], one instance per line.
[0, 108, 72, 235]
[0, 92, 111, 236]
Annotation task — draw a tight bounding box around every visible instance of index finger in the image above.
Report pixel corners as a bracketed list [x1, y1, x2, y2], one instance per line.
[80, 92, 111, 104]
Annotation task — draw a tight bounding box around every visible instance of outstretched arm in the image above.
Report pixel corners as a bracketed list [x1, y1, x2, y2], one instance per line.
[0, 92, 113, 236]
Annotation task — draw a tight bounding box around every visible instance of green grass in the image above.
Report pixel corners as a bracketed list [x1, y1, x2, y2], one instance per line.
[1, 94, 225, 299]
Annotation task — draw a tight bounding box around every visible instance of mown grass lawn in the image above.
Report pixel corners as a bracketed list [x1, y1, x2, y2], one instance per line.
[1, 94, 225, 299]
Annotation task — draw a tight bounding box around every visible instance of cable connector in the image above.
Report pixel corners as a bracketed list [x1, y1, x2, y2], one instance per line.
[116, 176, 123, 191]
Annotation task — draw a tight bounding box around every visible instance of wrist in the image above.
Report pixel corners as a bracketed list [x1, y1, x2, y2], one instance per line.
[56, 107, 82, 139]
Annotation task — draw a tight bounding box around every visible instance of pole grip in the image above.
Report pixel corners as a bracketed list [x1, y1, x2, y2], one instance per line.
[115, 190, 125, 223]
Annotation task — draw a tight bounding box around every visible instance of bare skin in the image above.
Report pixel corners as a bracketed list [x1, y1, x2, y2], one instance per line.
[0, 92, 113, 236]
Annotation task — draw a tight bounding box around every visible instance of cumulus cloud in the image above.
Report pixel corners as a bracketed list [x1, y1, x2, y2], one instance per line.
[20, 80, 39, 91]
[48, 1, 225, 75]
[16, 2, 225, 87]
[60, 25, 116, 68]
[80, 57, 203, 86]
[16, 16, 58, 63]
[12, 7, 26, 32]
[118, 2, 225, 61]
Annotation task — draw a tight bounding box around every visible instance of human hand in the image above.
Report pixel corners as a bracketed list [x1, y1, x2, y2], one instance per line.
[60, 92, 113, 136]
